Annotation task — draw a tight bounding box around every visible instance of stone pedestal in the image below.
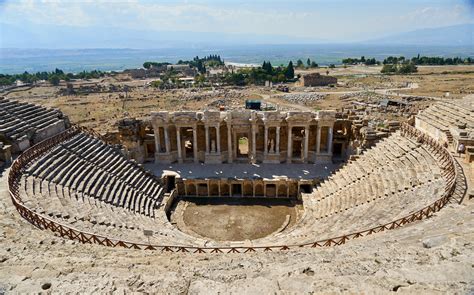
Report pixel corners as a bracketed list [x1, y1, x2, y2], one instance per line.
[263, 153, 281, 164]
[205, 153, 222, 164]
[155, 152, 174, 164]
[315, 153, 332, 163]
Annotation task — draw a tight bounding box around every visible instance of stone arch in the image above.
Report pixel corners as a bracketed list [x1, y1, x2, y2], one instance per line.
[266, 184, 276, 198]
[278, 184, 287, 197]
[243, 183, 253, 196]
[220, 183, 230, 196]
[186, 183, 196, 196]
[197, 183, 208, 196]
[254, 183, 264, 197]
[209, 182, 219, 196]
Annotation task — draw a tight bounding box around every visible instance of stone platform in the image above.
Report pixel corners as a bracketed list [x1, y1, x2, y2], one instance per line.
[144, 162, 340, 180]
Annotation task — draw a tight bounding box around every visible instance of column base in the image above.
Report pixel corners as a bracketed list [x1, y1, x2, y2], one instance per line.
[155, 153, 174, 164]
[315, 153, 333, 163]
[205, 153, 222, 164]
[263, 153, 281, 164]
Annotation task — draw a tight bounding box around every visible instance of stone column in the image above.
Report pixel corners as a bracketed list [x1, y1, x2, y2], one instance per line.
[264, 126, 268, 155]
[304, 126, 309, 163]
[154, 127, 161, 153]
[176, 127, 182, 163]
[193, 126, 198, 163]
[205, 126, 210, 154]
[251, 125, 257, 163]
[227, 124, 233, 163]
[163, 126, 170, 153]
[233, 131, 237, 160]
[316, 126, 321, 154]
[276, 126, 280, 154]
[287, 125, 292, 163]
[216, 125, 221, 153]
[327, 126, 333, 154]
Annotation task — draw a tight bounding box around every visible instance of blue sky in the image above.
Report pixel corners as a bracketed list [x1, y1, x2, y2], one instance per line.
[0, 0, 473, 42]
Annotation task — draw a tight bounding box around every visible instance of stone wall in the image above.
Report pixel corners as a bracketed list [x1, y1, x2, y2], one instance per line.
[299, 73, 337, 87]
[117, 110, 351, 164]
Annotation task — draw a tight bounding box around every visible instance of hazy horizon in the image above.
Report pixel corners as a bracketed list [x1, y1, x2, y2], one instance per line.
[1, 0, 473, 49]
[1, 43, 473, 74]
[1, 0, 473, 74]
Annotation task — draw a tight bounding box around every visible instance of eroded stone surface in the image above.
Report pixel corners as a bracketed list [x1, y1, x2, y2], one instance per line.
[1, 166, 473, 293]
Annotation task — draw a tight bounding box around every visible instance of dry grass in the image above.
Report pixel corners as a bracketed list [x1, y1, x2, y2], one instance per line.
[5, 65, 473, 133]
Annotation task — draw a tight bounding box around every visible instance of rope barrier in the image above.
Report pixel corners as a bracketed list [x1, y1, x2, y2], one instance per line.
[7, 123, 458, 253]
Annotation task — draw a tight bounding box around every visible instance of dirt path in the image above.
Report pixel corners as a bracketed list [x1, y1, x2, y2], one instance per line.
[261, 94, 314, 111]
[262, 82, 423, 111]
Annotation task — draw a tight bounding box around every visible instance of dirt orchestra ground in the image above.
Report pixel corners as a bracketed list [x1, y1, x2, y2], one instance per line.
[179, 198, 299, 241]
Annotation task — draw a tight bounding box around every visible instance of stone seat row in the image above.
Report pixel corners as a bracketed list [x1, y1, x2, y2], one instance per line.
[436, 101, 474, 122]
[283, 180, 444, 245]
[311, 137, 442, 212]
[24, 133, 165, 216]
[0, 99, 61, 122]
[256, 132, 447, 245]
[28, 162, 157, 217]
[60, 134, 163, 198]
[28, 133, 164, 199]
[0, 102, 63, 140]
[419, 105, 474, 131]
[313, 133, 432, 199]
[19, 175, 202, 246]
[302, 179, 445, 245]
[277, 175, 444, 245]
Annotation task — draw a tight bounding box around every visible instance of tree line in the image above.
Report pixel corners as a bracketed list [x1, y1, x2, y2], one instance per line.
[222, 61, 295, 86]
[143, 62, 170, 69]
[178, 55, 225, 74]
[342, 56, 380, 65]
[0, 68, 107, 86]
[341, 55, 473, 68]
[295, 58, 318, 68]
[144, 55, 225, 75]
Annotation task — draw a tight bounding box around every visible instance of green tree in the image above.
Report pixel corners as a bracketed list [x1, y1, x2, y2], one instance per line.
[397, 63, 418, 74]
[262, 61, 273, 74]
[296, 59, 304, 68]
[48, 75, 60, 86]
[194, 74, 206, 86]
[150, 80, 163, 88]
[307, 58, 311, 67]
[285, 61, 295, 79]
[277, 73, 286, 82]
[381, 64, 397, 74]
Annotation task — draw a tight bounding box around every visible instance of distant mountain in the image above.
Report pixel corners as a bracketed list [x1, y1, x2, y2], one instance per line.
[363, 24, 473, 46]
[0, 22, 325, 49]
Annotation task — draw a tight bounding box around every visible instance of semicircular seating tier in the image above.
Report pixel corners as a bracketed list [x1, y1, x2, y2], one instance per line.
[252, 130, 449, 246]
[0, 97, 69, 152]
[415, 98, 473, 148]
[13, 125, 454, 248]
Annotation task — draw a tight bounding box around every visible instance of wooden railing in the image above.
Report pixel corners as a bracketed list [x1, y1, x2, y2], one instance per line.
[7, 123, 458, 253]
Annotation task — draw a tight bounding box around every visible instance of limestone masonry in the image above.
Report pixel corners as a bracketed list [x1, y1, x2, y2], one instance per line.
[119, 110, 350, 165]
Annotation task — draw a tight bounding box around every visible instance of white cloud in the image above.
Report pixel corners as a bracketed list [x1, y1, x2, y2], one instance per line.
[0, 0, 472, 41]
[400, 4, 472, 27]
